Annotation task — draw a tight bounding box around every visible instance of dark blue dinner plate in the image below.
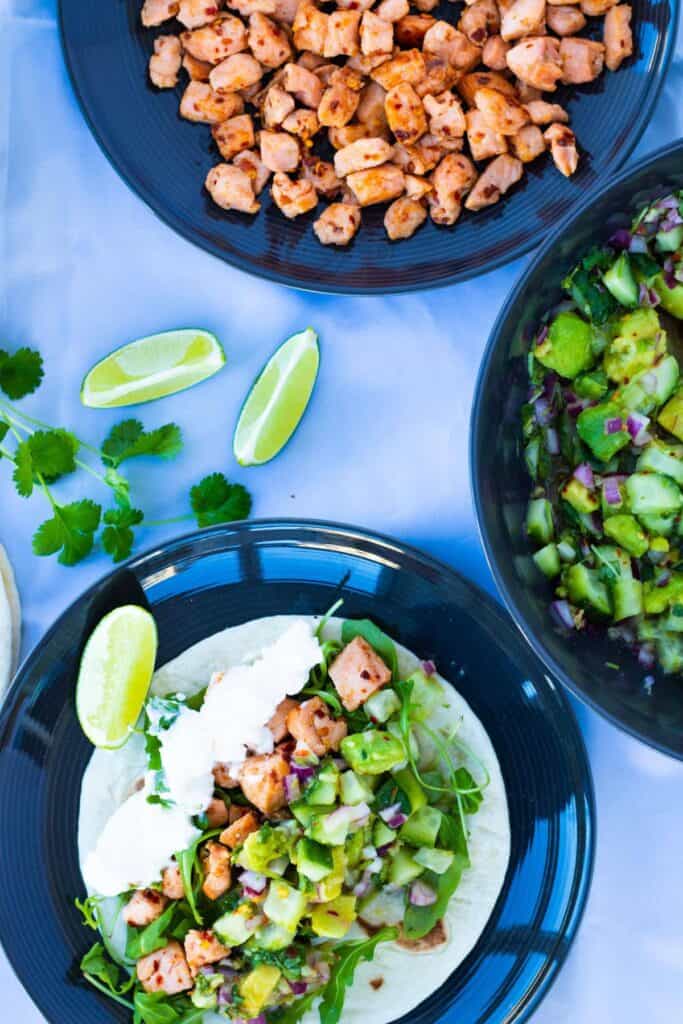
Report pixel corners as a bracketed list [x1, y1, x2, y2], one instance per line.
[58, 0, 676, 293]
[0, 521, 593, 1024]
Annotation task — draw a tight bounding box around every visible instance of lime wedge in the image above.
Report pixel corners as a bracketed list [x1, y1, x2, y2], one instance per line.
[81, 328, 225, 408]
[233, 328, 320, 466]
[76, 605, 158, 749]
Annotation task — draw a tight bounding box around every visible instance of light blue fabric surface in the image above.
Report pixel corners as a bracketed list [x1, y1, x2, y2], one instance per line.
[1, 1, 682, 1020]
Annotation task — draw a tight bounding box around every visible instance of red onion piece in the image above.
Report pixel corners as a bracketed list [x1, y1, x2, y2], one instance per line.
[289, 981, 308, 996]
[628, 234, 649, 254]
[379, 802, 408, 828]
[545, 427, 560, 455]
[609, 228, 631, 251]
[421, 659, 436, 676]
[240, 869, 267, 894]
[573, 462, 595, 489]
[604, 417, 623, 435]
[283, 773, 301, 803]
[550, 600, 575, 631]
[534, 396, 554, 427]
[638, 646, 656, 670]
[663, 257, 677, 290]
[290, 762, 315, 784]
[409, 881, 437, 906]
[602, 477, 622, 506]
[353, 870, 373, 898]
[536, 324, 549, 346]
[626, 412, 651, 445]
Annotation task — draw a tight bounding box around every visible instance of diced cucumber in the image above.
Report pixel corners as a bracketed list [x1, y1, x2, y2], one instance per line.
[388, 847, 425, 886]
[576, 402, 630, 462]
[290, 800, 326, 828]
[602, 252, 638, 307]
[296, 838, 334, 882]
[619, 356, 680, 413]
[654, 273, 683, 320]
[625, 473, 682, 515]
[344, 831, 365, 868]
[310, 895, 357, 939]
[612, 577, 643, 621]
[364, 689, 401, 723]
[574, 368, 608, 400]
[636, 441, 683, 485]
[340, 731, 405, 776]
[239, 966, 281, 1020]
[373, 820, 397, 849]
[603, 515, 649, 557]
[358, 887, 407, 928]
[557, 539, 578, 562]
[402, 671, 444, 725]
[593, 544, 631, 577]
[526, 497, 554, 544]
[308, 811, 351, 847]
[534, 311, 595, 379]
[214, 906, 257, 947]
[657, 632, 683, 673]
[661, 603, 683, 633]
[656, 225, 683, 252]
[263, 881, 307, 930]
[306, 762, 339, 806]
[658, 388, 683, 442]
[643, 574, 683, 613]
[340, 770, 373, 806]
[638, 512, 677, 537]
[251, 922, 296, 951]
[399, 806, 442, 848]
[392, 767, 427, 813]
[565, 564, 613, 620]
[533, 543, 562, 578]
[561, 478, 600, 514]
[413, 848, 455, 875]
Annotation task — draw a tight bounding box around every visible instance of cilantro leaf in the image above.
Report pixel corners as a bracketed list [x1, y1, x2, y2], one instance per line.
[190, 473, 252, 527]
[102, 506, 144, 563]
[12, 442, 34, 497]
[12, 430, 79, 495]
[32, 499, 101, 565]
[101, 419, 183, 468]
[0, 347, 44, 400]
[0, 422, 8, 446]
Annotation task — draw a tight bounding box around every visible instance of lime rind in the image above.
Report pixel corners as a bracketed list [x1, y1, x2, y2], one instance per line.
[233, 328, 320, 467]
[81, 328, 225, 409]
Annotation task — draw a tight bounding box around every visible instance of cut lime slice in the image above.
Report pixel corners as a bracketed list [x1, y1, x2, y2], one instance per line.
[76, 605, 158, 749]
[233, 328, 320, 467]
[81, 328, 225, 408]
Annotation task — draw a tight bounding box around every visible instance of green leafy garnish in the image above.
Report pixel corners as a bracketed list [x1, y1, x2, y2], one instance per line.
[102, 506, 145, 562]
[246, 945, 306, 979]
[271, 989, 318, 1024]
[190, 472, 253, 527]
[80, 942, 135, 1008]
[13, 430, 79, 495]
[0, 347, 44, 400]
[32, 499, 102, 565]
[341, 619, 398, 678]
[75, 894, 103, 931]
[174, 828, 222, 926]
[101, 420, 183, 468]
[126, 901, 176, 960]
[403, 814, 468, 940]
[318, 927, 398, 1024]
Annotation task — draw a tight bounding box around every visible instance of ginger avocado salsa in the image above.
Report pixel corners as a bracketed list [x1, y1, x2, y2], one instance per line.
[75, 614, 510, 1024]
[523, 190, 683, 678]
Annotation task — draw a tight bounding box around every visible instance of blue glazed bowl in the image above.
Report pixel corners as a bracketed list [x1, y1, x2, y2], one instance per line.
[0, 521, 593, 1024]
[472, 141, 683, 760]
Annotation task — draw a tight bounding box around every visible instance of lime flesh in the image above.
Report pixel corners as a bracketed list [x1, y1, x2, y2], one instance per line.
[233, 328, 320, 466]
[81, 328, 225, 408]
[76, 605, 158, 749]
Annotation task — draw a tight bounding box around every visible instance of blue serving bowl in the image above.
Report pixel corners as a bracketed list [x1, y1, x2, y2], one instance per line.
[0, 521, 593, 1024]
[472, 141, 683, 760]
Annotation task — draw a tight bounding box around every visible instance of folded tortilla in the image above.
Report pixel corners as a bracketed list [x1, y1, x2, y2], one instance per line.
[78, 616, 510, 1022]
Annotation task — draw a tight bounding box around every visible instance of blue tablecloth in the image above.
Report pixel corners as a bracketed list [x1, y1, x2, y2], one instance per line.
[2, 2, 682, 1020]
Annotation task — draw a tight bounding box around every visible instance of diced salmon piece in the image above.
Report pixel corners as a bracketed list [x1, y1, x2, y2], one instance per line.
[559, 37, 605, 84]
[318, 83, 361, 127]
[210, 52, 263, 92]
[414, 56, 459, 99]
[546, 5, 586, 34]
[429, 151, 477, 224]
[404, 173, 432, 199]
[184, 929, 230, 977]
[149, 36, 182, 89]
[544, 123, 579, 176]
[464, 152, 523, 210]
[302, 154, 344, 195]
[384, 196, 427, 239]
[206, 797, 230, 828]
[345, 163, 405, 206]
[328, 636, 393, 711]
[506, 37, 563, 91]
[260, 130, 301, 171]
[385, 84, 427, 146]
[500, 0, 545, 41]
[267, 698, 299, 742]
[392, 136, 443, 174]
[459, 0, 500, 47]
[293, 0, 329, 53]
[180, 81, 244, 122]
[263, 85, 296, 127]
[212, 114, 255, 158]
[423, 91, 466, 143]
[162, 865, 185, 901]
[328, 122, 375, 148]
[413, 0, 439, 10]
[475, 86, 530, 136]
[370, 49, 426, 91]
[394, 13, 435, 46]
[178, 1, 227, 30]
[228, 0, 277, 14]
[285, 696, 348, 756]
[457, 69, 518, 106]
[423, 22, 480, 70]
[248, 12, 292, 67]
[142, 0, 180, 28]
[239, 751, 290, 814]
[283, 63, 324, 107]
[375, 0, 410, 21]
[220, 809, 261, 848]
[466, 108, 508, 161]
[137, 942, 193, 996]
[482, 35, 510, 70]
[525, 99, 569, 124]
[314, 202, 362, 244]
[214, 762, 240, 788]
[510, 123, 545, 162]
[604, 4, 632, 71]
[282, 108, 320, 139]
[324, 11, 362, 57]
[201, 841, 232, 900]
[356, 82, 389, 134]
[181, 15, 248, 63]
[334, 137, 394, 177]
[183, 53, 213, 80]
[271, 173, 319, 217]
[205, 163, 260, 212]
[123, 889, 168, 928]
[581, 0, 617, 12]
[360, 11, 394, 56]
[273, 0, 299, 21]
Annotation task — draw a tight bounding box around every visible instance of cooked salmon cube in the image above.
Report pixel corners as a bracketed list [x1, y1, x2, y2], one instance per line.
[360, 11, 394, 56]
[604, 4, 632, 71]
[524, 99, 569, 124]
[370, 49, 426, 90]
[220, 809, 261, 848]
[423, 22, 480, 70]
[123, 888, 168, 928]
[546, 5, 587, 34]
[510, 123, 545, 162]
[263, 85, 296, 127]
[210, 52, 263, 92]
[423, 91, 466, 143]
[324, 10, 362, 57]
[142, 0, 180, 28]
[293, 0, 329, 53]
[205, 163, 260, 213]
[184, 929, 230, 977]
[544, 123, 579, 176]
[180, 81, 244, 123]
[318, 83, 361, 127]
[162, 865, 185, 901]
[212, 114, 255, 159]
[506, 36, 563, 91]
[429, 151, 477, 223]
[137, 941, 193, 995]
[385, 83, 427, 146]
[181, 15, 248, 63]
[283, 63, 324, 107]
[286, 696, 348, 756]
[267, 697, 299, 742]
[214, 762, 240, 788]
[457, 69, 518, 106]
[271, 173, 319, 217]
[328, 636, 393, 711]
[183, 53, 213, 80]
[395, 12, 435, 46]
[474, 86, 530, 136]
[500, 0, 546, 41]
[464, 153, 523, 210]
[201, 841, 232, 901]
[239, 751, 290, 814]
[334, 137, 394, 177]
[375, 0, 410, 21]
[177, 1, 227, 31]
[260, 130, 301, 171]
[248, 12, 292, 68]
[302, 155, 344, 195]
[559, 37, 605, 84]
[313, 202, 362, 245]
[205, 797, 230, 828]
[466, 108, 508, 161]
[384, 196, 427, 239]
[149, 36, 182, 89]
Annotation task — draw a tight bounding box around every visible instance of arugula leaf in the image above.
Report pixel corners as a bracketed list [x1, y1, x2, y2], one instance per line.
[126, 901, 177, 960]
[32, 499, 101, 565]
[562, 265, 617, 325]
[80, 942, 135, 1005]
[190, 472, 252, 527]
[403, 813, 468, 941]
[270, 989, 319, 1024]
[318, 928, 398, 1024]
[102, 420, 183, 468]
[174, 829, 222, 926]
[75, 894, 103, 931]
[340, 619, 398, 678]
[0, 347, 44, 400]
[102, 506, 144, 563]
[133, 991, 184, 1024]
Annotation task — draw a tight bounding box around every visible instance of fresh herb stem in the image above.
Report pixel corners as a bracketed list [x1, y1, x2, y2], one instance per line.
[82, 974, 136, 1010]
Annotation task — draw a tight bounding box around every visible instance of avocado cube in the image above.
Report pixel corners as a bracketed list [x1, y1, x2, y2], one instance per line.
[576, 402, 630, 462]
[251, 922, 297, 952]
[654, 272, 683, 319]
[561, 478, 600, 514]
[603, 308, 664, 384]
[657, 632, 683, 673]
[603, 515, 649, 557]
[658, 388, 683, 441]
[314, 847, 346, 902]
[399, 806, 443, 848]
[296, 838, 334, 882]
[239, 965, 281, 1019]
[574, 368, 609, 400]
[526, 497, 555, 544]
[619, 356, 680, 413]
[340, 730, 406, 776]
[236, 826, 291, 877]
[644, 574, 683, 614]
[263, 880, 307, 930]
[565, 564, 613, 620]
[392, 766, 427, 812]
[214, 905, 257, 947]
[602, 251, 639, 307]
[639, 512, 677, 537]
[534, 311, 595, 379]
[310, 895, 357, 939]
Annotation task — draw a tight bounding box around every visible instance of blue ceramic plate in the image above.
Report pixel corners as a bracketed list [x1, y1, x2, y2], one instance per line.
[0, 521, 593, 1023]
[58, 1, 676, 293]
[471, 141, 683, 760]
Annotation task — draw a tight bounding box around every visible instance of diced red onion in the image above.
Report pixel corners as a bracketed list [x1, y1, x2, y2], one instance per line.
[638, 646, 656, 670]
[661, 208, 683, 230]
[409, 881, 437, 906]
[283, 773, 301, 803]
[536, 324, 549, 346]
[663, 257, 677, 290]
[240, 870, 267, 894]
[550, 600, 575, 631]
[379, 802, 408, 829]
[376, 843, 393, 857]
[248, 1016, 268, 1024]
[218, 985, 233, 1007]
[352, 870, 372, 898]
[655, 570, 672, 588]
[605, 417, 623, 435]
[421, 659, 436, 676]
[327, 803, 371, 832]
[573, 462, 595, 489]
[331, 756, 348, 771]
[289, 762, 315, 784]
[289, 981, 308, 996]
[638, 282, 660, 307]
[628, 234, 649, 254]
[626, 412, 651, 445]
[602, 477, 622, 506]
[545, 427, 560, 455]
[609, 228, 631, 251]
[534, 396, 554, 427]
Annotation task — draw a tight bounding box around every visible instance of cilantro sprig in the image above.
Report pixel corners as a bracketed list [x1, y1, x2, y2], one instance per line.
[0, 348, 252, 567]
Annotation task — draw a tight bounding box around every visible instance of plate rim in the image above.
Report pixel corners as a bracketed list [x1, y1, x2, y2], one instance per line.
[56, 0, 679, 295]
[0, 518, 595, 1024]
[470, 138, 683, 761]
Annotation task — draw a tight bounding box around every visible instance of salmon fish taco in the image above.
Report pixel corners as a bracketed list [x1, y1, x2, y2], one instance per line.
[76, 614, 510, 1024]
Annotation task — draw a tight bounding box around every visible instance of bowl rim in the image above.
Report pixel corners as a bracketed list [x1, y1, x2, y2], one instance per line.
[57, 0, 679, 295]
[0, 518, 596, 1024]
[470, 138, 683, 761]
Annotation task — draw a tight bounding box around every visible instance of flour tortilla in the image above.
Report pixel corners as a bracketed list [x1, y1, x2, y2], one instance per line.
[78, 616, 510, 1022]
[0, 543, 21, 686]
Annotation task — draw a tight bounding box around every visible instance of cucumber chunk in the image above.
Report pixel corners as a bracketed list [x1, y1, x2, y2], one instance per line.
[533, 543, 562, 578]
[565, 564, 613, 620]
[625, 473, 682, 515]
[658, 388, 683, 441]
[636, 441, 683, 485]
[603, 515, 649, 557]
[612, 577, 643, 621]
[576, 402, 630, 462]
[399, 806, 442, 848]
[602, 252, 638, 307]
[526, 497, 554, 544]
[413, 848, 455, 875]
